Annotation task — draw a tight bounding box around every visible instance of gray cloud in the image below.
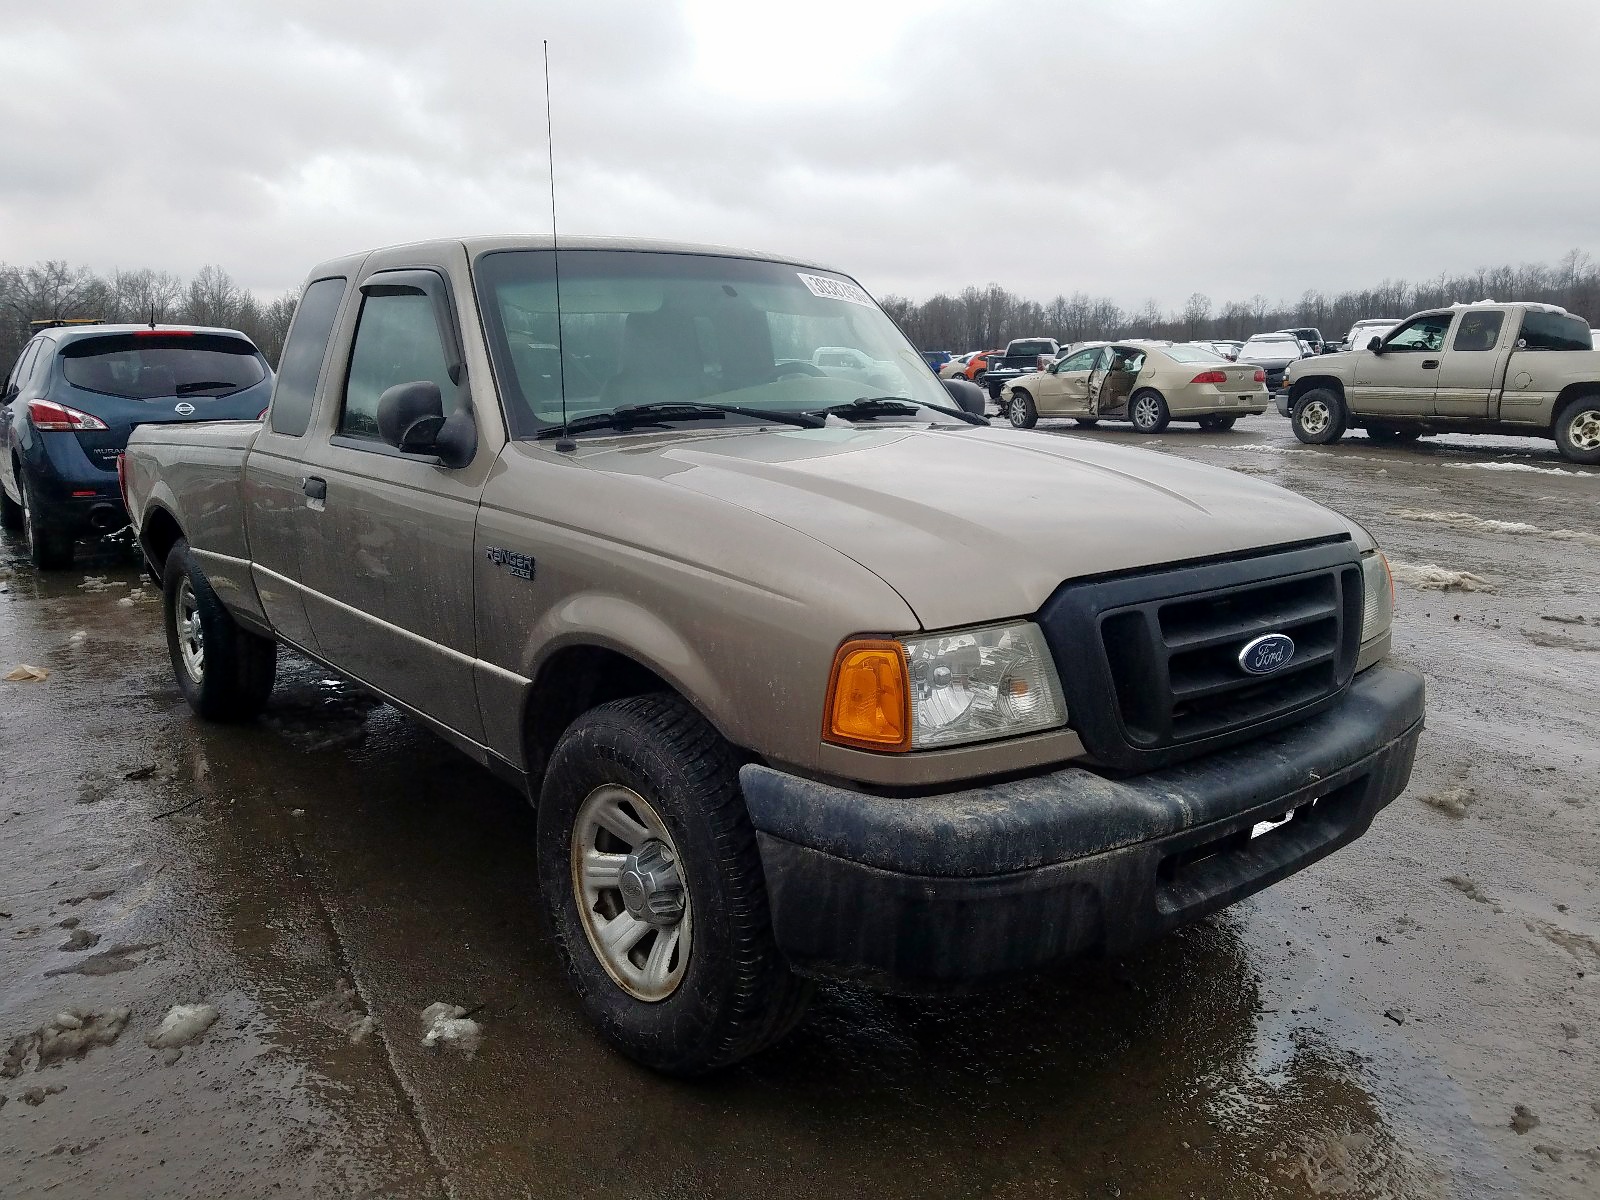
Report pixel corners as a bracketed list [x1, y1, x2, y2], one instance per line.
[1, 0, 1596, 311]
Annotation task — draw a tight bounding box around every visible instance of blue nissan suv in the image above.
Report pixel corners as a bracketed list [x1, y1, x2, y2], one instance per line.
[0, 324, 274, 568]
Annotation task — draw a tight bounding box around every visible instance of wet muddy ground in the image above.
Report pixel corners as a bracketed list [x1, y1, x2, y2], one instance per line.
[2, 411, 1596, 1198]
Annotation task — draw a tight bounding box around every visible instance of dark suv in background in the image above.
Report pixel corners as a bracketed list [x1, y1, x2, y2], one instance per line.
[0, 324, 273, 568]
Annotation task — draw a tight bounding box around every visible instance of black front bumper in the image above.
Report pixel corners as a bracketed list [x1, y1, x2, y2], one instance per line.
[740, 664, 1424, 992]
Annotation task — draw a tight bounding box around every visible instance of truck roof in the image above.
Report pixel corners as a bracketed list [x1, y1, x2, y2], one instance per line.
[310, 236, 846, 281]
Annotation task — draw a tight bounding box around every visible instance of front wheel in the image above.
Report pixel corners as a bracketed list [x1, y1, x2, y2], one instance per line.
[1129, 389, 1170, 433]
[1008, 391, 1038, 429]
[1291, 388, 1347, 445]
[1553, 394, 1600, 464]
[1196, 414, 1236, 432]
[20, 471, 74, 570]
[536, 694, 811, 1075]
[162, 538, 276, 721]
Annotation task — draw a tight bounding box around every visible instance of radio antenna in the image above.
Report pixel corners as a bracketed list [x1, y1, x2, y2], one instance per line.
[545, 40, 575, 453]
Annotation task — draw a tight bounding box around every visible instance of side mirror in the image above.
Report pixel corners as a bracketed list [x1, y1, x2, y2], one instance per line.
[1367, 336, 1383, 353]
[375, 380, 478, 468]
[377, 380, 445, 452]
[942, 378, 986, 417]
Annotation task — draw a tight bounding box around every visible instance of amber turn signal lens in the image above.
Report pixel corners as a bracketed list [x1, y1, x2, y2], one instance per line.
[824, 639, 910, 752]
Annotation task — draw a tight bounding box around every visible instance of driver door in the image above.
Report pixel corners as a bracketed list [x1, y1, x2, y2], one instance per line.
[1350, 312, 1455, 417]
[1037, 348, 1099, 415]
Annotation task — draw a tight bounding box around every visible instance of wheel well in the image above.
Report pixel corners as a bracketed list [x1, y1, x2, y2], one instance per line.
[522, 645, 671, 785]
[1289, 375, 1344, 405]
[1553, 382, 1600, 428]
[140, 506, 184, 573]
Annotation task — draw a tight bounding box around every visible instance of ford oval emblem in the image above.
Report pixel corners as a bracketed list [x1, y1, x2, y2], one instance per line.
[1239, 633, 1295, 675]
[174, 401, 196, 416]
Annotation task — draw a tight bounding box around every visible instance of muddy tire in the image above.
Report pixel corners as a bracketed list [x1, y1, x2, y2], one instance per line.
[536, 693, 811, 1075]
[1008, 390, 1038, 429]
[1129, 389, 1170, 434]
[1553, 394, 1600, 464]
[162, 538, 276, 721]
[1197, 414, 1236, 432]
[1292, 387, 1347, 445]
[20, 471, 74, 570]
[0, 468, 22, 531]
[1074, 418, 1099, 428]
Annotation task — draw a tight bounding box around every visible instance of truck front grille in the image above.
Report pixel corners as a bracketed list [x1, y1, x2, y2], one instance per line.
[1037, 540, 1364, 772]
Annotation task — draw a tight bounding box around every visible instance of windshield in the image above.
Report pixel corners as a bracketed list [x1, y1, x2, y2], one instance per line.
[1241, 337, 1299, 357]
[473, 250, 953, 436]
[1163, 345, 1228, 364]
[60, 333, 266, 400]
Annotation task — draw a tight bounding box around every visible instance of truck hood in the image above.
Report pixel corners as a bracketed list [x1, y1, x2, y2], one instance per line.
[574, 424, 1355, 630]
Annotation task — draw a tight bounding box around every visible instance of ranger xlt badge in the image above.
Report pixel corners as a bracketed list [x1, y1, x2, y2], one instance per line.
[1238, 633, 1295, 675]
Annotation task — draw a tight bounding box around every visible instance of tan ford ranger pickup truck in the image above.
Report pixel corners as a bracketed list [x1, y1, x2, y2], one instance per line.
[121, 237, 1425, 1075]
[1283, 301, 1600, 462]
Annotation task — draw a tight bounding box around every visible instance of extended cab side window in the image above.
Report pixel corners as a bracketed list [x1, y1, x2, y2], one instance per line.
[1384, 313, 1452, 352]
[340, 291, 457, 441]
[1450, 311, 1504, 352]
[1518, 309, 1592, 351]
[270, 277, 347, 437]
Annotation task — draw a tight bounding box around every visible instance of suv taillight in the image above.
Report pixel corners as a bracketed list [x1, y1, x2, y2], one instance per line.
[28, 399, 108, 432]
[1189, 370, 1228, 384]
[1253, 368, 1267, 383]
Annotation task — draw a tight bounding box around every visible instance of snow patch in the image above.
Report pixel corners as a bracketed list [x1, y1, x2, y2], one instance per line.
[1445, 461, 1590, 476]
[1388, 562, 1493, 592]
[421, 1002, 482, 1055]
[1393, 509, 1600, 547]
[146, 1003, 219, 1050]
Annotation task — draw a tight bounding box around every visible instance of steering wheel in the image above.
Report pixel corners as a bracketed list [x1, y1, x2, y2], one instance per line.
[766, 360, 827, 380]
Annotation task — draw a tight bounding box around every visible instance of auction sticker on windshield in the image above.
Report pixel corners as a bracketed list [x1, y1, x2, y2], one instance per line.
[797, 272, 873, 307]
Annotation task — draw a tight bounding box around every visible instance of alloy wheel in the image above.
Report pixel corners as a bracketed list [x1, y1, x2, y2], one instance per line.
[174, 578, 205, 683]
[1299, 399, 1331, 436]
[1134, 396, 1159, 429]
[1569, 407, 1600, 452]
[570, 783, 691, 1002]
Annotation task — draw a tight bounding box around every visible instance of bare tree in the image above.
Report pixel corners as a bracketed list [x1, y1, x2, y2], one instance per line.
[1182, 292, 1212, 339]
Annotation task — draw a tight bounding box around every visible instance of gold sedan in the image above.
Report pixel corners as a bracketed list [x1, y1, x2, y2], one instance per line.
[1000, 343, 1268, 433]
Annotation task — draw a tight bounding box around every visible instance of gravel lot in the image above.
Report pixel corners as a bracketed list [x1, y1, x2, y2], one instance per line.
[2, 411, 1596, 1199]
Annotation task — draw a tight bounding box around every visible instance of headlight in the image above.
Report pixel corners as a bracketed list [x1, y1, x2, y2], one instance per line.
[824, 622, 1067, 752]
[1361, 551, 1394, 643]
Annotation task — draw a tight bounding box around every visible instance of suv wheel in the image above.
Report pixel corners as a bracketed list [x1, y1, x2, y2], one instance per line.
[19, 471, 74, 570]
[1554, 394, 1600, 464]
[1291, 388, 1347, 445]
[162, 538, 277, 720]
[1008, 390, 1038, 429]
[536, 694, 811, 1075]
[1196, 414, 1236, 432]
[0, 468, 22, 532]
[1129, 389, 1170, 434]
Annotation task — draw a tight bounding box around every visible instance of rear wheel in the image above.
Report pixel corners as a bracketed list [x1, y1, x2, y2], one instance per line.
[162, 538, 276, 720]
[1196, 414, 1236, 432]
[1553, 394, 1600, 464]
[536, 694, 811, 1075]
[0, 466, 22, 531]
[1291, 388, 1347, 445]
[1008, 390, 1038, 429]
[1129, 389, 1170, 434]
[19, 471, 74, 570]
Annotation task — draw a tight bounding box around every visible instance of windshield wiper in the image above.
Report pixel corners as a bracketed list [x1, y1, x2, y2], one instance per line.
[536, 401, 826, 439]
[175, 381, 237, 395]
[807, 396, 988, 426]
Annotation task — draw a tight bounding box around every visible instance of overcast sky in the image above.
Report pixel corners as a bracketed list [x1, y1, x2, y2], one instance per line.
[2, 0, 1597, 310]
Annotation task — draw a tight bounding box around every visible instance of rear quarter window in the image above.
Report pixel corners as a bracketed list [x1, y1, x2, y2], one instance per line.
[270, 277, 348, 437]
[1518, 309, 1592, 351]
[62, 333, 266, 400]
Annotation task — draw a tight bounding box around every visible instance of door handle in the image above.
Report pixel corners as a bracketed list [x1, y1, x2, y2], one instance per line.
[1421, 359, 1440, 370]
[302, 476, 327, 511]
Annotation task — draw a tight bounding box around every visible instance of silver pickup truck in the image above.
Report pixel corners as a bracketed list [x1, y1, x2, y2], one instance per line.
[122, 236, 1425, 1074]
[1283, 301, 1600, 462]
